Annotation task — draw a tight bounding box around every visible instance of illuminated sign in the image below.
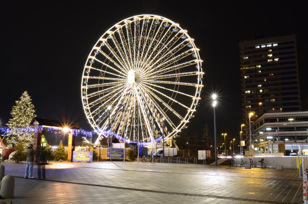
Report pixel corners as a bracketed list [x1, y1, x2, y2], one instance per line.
[107, 148, 124, 159]
[73, 151, 93, 162]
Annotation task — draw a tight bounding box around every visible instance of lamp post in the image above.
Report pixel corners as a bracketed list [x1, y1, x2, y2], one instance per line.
[211, 93, 218, 166]
[162, 118, 165, 157]
[240, 124, 245, 156]
[221, 133, 227, 156]
[248, 112, 254, 156]
[107, 105, 112, 161]
[232, 138, 235, 156]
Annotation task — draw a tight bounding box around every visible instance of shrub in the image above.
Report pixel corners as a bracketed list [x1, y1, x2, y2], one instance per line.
[54, 140, 67, 161]
[127, 148, 137, 161]
[12, 142, 26, 162]
[43, 144, 54, 161]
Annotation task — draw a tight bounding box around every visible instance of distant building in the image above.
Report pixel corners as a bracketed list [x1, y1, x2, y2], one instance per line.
[252, 111, 308, 156]
[239, 34, 301, 142]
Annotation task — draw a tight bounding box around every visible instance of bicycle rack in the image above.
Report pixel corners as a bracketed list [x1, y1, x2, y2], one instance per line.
[185, 157, 188, 164]
[194, 158, 197, 164]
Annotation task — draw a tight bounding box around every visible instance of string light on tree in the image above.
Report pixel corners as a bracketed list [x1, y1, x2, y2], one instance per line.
[6, 91, 36, 148]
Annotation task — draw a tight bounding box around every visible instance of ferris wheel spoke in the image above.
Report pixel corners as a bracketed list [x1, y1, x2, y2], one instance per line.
[116, 26, 133, 69]
[91, 55, 127, 76]
[143, 31, 186, 71]
[142, 83, 190, 110]
[83, 75, 126, 82]
[135, 18, 149, 69]
[144, 79, 199, 87]
[86, 66, 126, 79]
[140, 20, 164, 69]
[145, 44, 193, 76]
[135, 87, 155, 142]
[124, 21, 134, 70]
[94, 88, 130, 128]
[85, 81, 123, 89]
[101, 88, 132, 132]
[86, 84, 123, 99]
[104, 41, 130, 72]
[143, 82, 194, 99]
[140, 85, 183, 120]
[139, 19, 158, 69]
[139, 86, 176, 130]
[137, 87, 165, 136]
[111, 31, 130, 70]
[141, 25, 173, 70]
[91, 94, 122, 126]
[88, 85, 124, 109]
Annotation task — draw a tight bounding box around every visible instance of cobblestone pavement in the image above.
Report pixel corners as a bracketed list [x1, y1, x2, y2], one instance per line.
[2, 161, 303, 204]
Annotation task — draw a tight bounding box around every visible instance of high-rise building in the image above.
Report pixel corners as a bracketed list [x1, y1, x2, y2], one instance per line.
[240, 34, 301, 125]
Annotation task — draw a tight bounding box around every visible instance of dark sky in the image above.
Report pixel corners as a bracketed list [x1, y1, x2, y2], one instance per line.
[1, 0, 307, 144]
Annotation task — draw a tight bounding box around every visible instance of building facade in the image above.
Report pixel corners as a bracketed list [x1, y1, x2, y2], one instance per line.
[252, 111, 308, 156]
[239, 34, 301, 141]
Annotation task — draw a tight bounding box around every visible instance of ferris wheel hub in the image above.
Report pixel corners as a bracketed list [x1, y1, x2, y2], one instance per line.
[127, 69, 141, 85]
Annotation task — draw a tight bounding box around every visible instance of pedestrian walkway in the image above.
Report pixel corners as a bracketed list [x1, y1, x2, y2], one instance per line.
[2, 162, 303, 203]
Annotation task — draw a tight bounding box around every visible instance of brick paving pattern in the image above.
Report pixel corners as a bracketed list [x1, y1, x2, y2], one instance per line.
[2, 162, 303, 203]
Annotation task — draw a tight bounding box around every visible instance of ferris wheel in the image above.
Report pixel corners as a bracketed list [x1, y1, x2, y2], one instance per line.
[81, 14, 204, 145]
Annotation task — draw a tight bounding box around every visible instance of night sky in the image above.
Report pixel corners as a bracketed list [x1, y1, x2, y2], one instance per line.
[1, 0, 307, 145]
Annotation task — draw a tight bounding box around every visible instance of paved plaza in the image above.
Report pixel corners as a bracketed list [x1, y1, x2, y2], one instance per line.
[2, 161, 303, 204]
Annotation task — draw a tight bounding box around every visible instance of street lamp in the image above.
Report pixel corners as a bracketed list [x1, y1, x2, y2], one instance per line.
[240, 124, 245, 156]
[221, 133, 227, 155]
[232, 138, 235, 156]
[107, 105, 112, 162]
[107, 105, 112, 148]
[248, 112, 254, 156]
[211, 93, 218, 166]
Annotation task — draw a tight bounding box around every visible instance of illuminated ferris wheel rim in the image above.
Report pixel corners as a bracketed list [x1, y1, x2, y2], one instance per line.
[81, 14, 204, 143]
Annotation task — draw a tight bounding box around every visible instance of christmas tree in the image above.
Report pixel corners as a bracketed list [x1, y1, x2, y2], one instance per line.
[6, 91, 37, 148]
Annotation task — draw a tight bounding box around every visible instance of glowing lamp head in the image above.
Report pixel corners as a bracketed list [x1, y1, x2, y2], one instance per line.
[62, 126, 70, 133]
[211, 93, 218, 100]
[212, 100, 217, 107]
[248, 112, 254, 118]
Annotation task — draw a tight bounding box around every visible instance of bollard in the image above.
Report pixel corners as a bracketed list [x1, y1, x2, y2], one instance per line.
[0, 165, 4, 180]
[0, 175, 15, 198]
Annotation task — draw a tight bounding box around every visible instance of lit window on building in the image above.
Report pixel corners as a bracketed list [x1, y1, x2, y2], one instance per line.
[267, 44, 272, 47]
[258, 70, 262, 73]
[246, 105, 251, 108]
[258, 84, 262, 87]
[269, 73, 274, 76]
[245, 90, 251, 94]
[259, 102, 263, 106]
[243, 56, 249, 60]
[256, 65, 261, 68]
[261, 44, 266, 48]
[268, 59, 273, 62]
[255, 45, 260, 48]
[274, 58, 279, 61]
[267, 54, 273, 57]
[270, 98, 276, 102]
[268, 49, 272, 52]
[273, 43, 278, 46]
[259, 89, 263, 93]
[244, 76, 249, 79]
